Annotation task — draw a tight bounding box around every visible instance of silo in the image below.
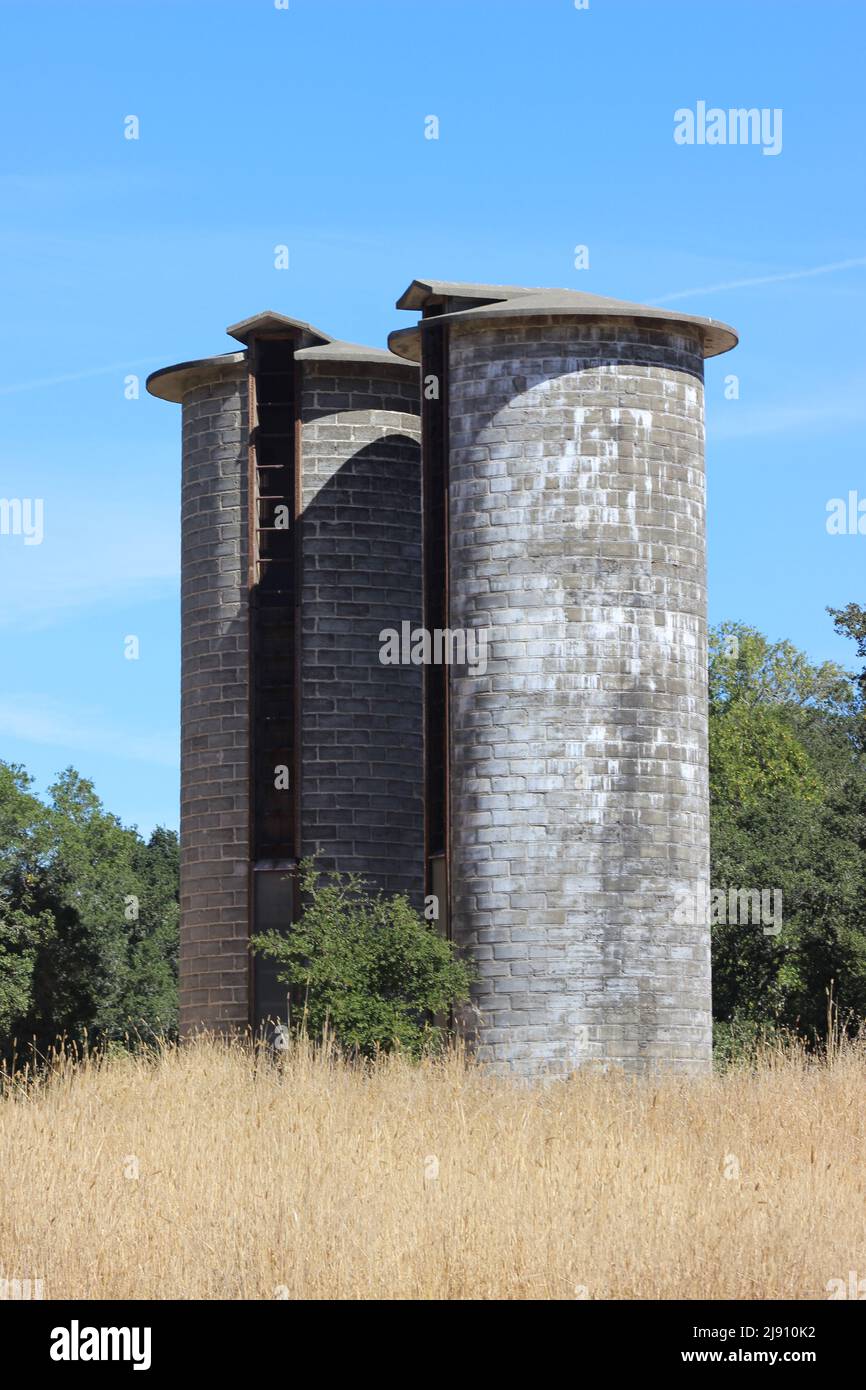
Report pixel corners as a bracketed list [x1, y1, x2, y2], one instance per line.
[147, 313, 423, 1033]
[390, 281, 738, 1076]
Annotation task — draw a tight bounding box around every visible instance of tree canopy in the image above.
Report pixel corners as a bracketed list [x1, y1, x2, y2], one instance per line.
[709, 616, 866, 1052]
[0, 764, 178, 1052]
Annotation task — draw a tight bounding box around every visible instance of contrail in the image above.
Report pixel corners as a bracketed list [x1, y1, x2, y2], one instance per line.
[0, 357, 163, 396]
[651, 257, 866, 304]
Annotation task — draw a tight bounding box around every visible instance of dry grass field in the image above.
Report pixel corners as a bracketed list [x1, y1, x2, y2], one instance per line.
[1, 1033, 865, 1301]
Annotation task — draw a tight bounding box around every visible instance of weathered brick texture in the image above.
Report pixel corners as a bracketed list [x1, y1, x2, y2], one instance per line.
[179, 366, 250, 1032]
[299, 363, 424, 901]
[447, 316, 711, 1075]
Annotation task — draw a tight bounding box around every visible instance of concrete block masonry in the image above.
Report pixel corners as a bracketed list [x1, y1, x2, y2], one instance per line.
[179, 366, 251, 1032]
[446, 317, 712, 1075]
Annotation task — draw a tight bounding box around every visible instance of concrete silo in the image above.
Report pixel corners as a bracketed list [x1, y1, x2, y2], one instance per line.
[147, 313, 423, 1032]
[390, 280, 738, 1076]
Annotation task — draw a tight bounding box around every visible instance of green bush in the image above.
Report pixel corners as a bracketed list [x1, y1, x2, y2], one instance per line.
[251, 858, 473, 1058]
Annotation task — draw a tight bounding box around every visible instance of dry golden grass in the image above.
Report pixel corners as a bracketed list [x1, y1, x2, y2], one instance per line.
[1, 1034, 865, 1300]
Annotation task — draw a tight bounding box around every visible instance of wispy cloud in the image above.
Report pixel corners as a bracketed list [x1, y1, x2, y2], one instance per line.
[652, 257, 866, 305]
[0, 358, 163, 396]
[708, 369, 866, 441]
[0, 574, 178, 631]
[0, 696, 177, 768]
[710, 399, 866, 442]
[0, 486, 180, 630]
[0, 171, 160, 197]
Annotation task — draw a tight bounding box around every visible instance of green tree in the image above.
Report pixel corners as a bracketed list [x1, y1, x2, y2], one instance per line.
[0, 763, 54, 1036]
[119, 826, 180, 1035]
[0, 762, 179, 1051]
[709, 622, 866, 1046]
[828, 602, 866, 729]
[252, 858, 473, 1058]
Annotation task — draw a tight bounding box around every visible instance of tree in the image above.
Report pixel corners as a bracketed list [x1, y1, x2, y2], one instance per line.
[0, 764, 53, 1036]
[119, 827, 179, 1035]
[252, 858, 473, 1058]
[709, 621, 866, 1047]
[0, 762, 179, 1052]
[828, 602, 866, 729]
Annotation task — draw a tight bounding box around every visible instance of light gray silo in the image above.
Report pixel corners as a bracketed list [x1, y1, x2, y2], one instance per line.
[147, 313, 423, 1033]
[390, 281, 738, 1076]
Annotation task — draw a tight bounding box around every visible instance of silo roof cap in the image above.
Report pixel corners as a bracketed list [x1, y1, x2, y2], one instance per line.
[390, 279, 738, 360]
[146, 313, 414, 402]
[147, 309, 334, 402]
[225, 309, 333, 347]
[395, 279, 537, 311]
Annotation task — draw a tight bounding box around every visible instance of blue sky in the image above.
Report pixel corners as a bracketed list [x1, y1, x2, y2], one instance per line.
[0, 0, 863, 836]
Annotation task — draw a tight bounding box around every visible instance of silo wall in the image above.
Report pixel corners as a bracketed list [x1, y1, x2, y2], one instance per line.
[178, 364, 251, 1032]
[446, 315, 711, 1076]
[299, 360, 424, 902]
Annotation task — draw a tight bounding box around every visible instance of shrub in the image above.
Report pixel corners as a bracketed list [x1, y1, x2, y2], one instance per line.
[251, 858, 473, 1058]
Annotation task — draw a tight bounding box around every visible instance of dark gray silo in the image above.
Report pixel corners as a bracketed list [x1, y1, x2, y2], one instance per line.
[390, 280, 738, 1077]
[147, 312, 423, 1032]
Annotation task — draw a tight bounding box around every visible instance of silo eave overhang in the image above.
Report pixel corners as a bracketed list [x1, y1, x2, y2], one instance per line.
[146, 350, 247, 403]
[439, 292, 738, 358]
[387, 326, 423, 363]
[295, 338, 419, 372]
